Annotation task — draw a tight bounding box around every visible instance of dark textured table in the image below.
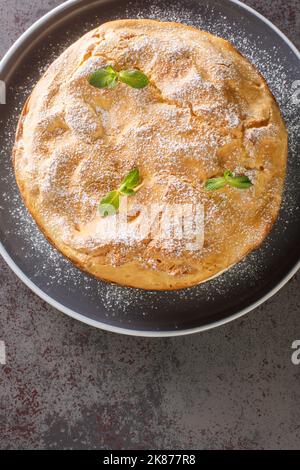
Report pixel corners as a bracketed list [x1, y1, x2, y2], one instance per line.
[0, 0, 299, 450]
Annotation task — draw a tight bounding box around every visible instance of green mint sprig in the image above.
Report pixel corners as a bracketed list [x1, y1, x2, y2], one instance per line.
[99, 168, 141, 217]
[205, 170, 253, 191]
[89, 66, 149, 90]
[89, 66, 118, 89]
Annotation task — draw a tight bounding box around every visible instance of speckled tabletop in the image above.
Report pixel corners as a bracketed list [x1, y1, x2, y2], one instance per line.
[0, 0, 299, 451]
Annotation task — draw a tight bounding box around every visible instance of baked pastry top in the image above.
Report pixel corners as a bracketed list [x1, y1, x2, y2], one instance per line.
[13, 19, 287, 290]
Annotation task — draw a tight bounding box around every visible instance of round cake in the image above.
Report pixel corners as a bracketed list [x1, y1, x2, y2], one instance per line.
[13, 19, 287, 290]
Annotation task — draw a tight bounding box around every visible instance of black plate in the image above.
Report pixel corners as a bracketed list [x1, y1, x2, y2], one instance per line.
[0, 0, 299, 336]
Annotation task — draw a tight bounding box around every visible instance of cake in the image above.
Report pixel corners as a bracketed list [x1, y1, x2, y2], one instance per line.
[13, 19, 287, 290]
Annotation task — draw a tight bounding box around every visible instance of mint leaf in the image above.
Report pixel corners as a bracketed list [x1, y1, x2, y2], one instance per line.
[205, 170, 253, 191]
[226, 175, 253, 189]
[224, 170, 233, 180]
[205, 177, 227, 191]
[89, 66, 118, 89]
[89, 66, 149, 90]
[118, 70, 149, 89]
[120, 168, 140, 191]
[99, 190, 120, 217]
[99, 169, 141, 217]
[119, 187, 135, 196]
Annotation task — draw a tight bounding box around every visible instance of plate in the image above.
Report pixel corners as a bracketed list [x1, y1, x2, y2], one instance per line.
[0, 0, 299, 336]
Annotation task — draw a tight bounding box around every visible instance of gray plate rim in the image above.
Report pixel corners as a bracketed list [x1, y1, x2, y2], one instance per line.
[0, 0, 299, 337]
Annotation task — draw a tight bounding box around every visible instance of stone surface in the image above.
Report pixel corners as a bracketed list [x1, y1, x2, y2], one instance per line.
[0, 0, 299, 450]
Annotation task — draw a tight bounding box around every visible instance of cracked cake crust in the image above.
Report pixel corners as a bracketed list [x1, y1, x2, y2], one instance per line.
[13, 19, 287, 290]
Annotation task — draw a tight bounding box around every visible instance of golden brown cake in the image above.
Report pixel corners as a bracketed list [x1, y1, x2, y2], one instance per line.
[13, 19, 287, 290]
